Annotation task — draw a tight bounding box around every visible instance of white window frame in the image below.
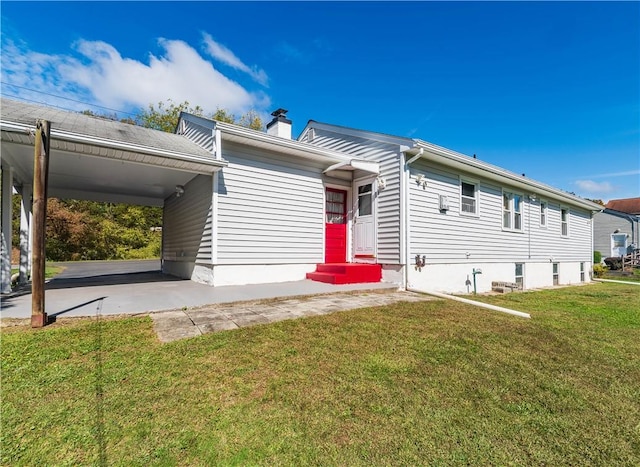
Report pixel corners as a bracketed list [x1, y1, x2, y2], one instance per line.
[580, 262, 585, 282]
[460, 179, 479, 217]
[502, 190, 524, 232]
[552, 262, 559, 285]
[540, 200, 548, 228]
[515, 263, 524, 289]
[560, 207, 569, 237]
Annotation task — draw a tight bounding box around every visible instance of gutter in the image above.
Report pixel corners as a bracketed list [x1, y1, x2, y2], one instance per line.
[408, 288, 531, 319]
[410, 140, 602, 212]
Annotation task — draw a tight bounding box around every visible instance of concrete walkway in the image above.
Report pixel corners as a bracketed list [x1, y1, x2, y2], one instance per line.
[151, 290, 435, 343]
[0, 260, 399, 319]
[1, 260, 437, 343]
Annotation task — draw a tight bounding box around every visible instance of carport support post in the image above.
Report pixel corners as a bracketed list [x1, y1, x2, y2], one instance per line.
[31, 120, 50, 328]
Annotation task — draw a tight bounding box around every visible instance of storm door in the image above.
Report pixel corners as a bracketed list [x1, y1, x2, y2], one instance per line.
[354, 180, 375, 257]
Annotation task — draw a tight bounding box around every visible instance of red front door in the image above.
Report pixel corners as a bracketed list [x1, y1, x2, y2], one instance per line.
[325, 188, 347, 263]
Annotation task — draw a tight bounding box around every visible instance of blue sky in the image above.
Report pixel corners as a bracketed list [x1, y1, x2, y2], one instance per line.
[2, 1, 638, 202]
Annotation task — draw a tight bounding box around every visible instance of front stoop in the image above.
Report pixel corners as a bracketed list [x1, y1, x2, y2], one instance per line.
[306, 263, 382, 284]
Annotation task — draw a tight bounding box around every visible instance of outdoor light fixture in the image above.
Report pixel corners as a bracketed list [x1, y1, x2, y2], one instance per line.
[175, 185, 185, 197]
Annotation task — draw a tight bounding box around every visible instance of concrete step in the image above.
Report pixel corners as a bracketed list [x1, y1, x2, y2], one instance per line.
[307, 263, 382, 284]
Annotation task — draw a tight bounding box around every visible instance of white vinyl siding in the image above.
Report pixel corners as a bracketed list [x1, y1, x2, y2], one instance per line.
[216, 142, 325, 264]
[163, 174, 213, 264]
[179, 118, 215, 153]
[306, 128, 403, 264]
[531, 203, 591, 261]
[409, 159, 593, 264]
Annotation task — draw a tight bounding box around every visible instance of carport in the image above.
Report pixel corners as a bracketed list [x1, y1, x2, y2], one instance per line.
[0, 98, 227, 294]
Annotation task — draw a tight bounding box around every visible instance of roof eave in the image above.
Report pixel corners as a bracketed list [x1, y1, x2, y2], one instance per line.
[410, 139, 603, 212]
[215, 121, 351, 164]
[1, 119, 228, 172]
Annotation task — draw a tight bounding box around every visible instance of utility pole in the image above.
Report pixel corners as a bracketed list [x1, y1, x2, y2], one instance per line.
[31, 120, 50, 328]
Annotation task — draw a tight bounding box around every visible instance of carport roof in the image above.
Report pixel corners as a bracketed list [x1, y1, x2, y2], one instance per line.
[1, 98, 227, 205]
[0, 98, 220, 161]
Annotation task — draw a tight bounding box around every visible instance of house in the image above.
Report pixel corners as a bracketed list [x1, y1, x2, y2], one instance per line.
[1, 99, 603, 294]
[296, 121, 603, 293]
[593, 198, 640, 259]
[165, 109, 382, 286]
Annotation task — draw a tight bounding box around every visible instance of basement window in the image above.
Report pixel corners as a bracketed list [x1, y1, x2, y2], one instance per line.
[553, 263, 559, 285]
[515, 263, 524, 289]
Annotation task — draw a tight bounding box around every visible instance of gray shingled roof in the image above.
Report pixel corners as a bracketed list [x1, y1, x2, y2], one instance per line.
[0, 98, 213, 158]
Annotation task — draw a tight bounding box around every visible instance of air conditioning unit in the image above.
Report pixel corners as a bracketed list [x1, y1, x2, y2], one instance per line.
[439, 195, 449, 211]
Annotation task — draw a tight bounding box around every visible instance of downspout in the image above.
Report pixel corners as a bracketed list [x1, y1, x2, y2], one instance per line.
[211, 124, 222, 267]
[408, 288, 531, 319]
[403, 147, 424, 290]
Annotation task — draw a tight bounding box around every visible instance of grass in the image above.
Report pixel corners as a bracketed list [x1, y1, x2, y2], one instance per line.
[10, 264, 65, 280]
[602, 270, 640, 282]
[2, 283, 639, 465]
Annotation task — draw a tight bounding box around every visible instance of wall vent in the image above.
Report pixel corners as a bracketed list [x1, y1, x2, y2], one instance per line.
[439, 195, 449, 211]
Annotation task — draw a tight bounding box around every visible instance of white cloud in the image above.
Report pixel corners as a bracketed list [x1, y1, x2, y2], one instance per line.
[1, 37, 270, 117]
[575, 180, 616, 194]
[202, 33, 268, 86]
[578, 169, 640, 179]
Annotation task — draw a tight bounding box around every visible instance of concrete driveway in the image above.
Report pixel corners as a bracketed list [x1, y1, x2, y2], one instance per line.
[0, 260, 398, 319]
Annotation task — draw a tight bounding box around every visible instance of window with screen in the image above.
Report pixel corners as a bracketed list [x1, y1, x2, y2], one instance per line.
[461, 181, 478, 215]
[326, 189, 346, 224]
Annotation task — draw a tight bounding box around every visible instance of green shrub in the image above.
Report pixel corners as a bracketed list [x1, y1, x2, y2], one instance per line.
[593, 263, 607, 278]
[593, 250, 602, 264]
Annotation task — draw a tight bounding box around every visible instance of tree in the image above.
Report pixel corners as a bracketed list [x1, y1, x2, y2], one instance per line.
[79, 109, 138, 125]
[81, 99, 265, 132]
[138, 99, 264, 133]
[587, 198, 605, 206]
[137, 100, 205, 133]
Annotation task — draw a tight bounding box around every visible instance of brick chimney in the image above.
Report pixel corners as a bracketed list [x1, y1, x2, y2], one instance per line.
[266, 108, 291, 139]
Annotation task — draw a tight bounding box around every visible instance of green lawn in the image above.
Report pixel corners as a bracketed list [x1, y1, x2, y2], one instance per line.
[2, 283, 639, 465]
[10, 264, 65, 280]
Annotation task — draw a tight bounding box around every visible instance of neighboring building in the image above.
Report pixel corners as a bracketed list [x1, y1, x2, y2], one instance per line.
[605, 197, 640, 215]
[594, 208, 640, 258]
[1, 99, 603, 294]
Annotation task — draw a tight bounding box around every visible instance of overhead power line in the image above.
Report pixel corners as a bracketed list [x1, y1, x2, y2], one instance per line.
[1, 81, 139, 117]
